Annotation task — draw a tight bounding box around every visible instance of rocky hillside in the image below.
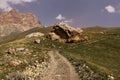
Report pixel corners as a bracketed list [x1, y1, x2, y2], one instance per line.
[0, 10, 42, 37]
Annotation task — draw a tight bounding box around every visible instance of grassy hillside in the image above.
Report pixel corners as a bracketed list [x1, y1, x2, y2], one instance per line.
[0, 27, 40, 44]
[37, 26, 120, 79]
[0, 26, 52, 79]
[60, 27, 120, 79]
[0, 27, 52, 45]
[0, 26, 120, 79]
[0, 36, 49, 79]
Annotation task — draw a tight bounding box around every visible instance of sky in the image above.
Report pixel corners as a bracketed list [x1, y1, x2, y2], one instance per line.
[0, 0, 120, 27]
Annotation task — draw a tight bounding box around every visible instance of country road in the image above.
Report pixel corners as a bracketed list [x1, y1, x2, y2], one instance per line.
[41, 50, 79, 80]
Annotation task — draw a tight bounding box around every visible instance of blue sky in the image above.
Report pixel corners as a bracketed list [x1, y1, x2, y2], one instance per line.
[0, 0, 120, 27]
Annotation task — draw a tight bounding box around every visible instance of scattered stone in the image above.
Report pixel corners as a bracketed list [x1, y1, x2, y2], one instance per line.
[8, 60, 22, 67]
[34, 39, 41, 44]
[22, 61, 48, 80]
[6, 47, 31, 55]
[15, 47, 25, 52]
[26, 32, 44, 38]
[5, 48, 15, 54]
[100, 32, 104, 34]
[108, 74, 114, 80]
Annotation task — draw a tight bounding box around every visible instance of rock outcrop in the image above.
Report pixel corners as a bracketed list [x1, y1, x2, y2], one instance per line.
[47, 23, 86, 43]
[0, 10, 42, 37]
[26, 32, 44, 38]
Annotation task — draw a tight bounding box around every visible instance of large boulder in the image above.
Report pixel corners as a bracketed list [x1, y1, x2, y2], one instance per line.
[48, 32, 60, 41]
[47, 23, 84, 43]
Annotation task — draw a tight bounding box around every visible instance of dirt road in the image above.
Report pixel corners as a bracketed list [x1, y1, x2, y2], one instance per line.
[41, 50, 79, 80]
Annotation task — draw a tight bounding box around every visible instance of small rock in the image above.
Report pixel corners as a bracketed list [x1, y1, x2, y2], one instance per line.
[108, 75, 114, 80]
[5, 48, 15, 54]
[34, 39, 40, 44]
[8, 60, 22, 66]
[15, 47, 25, 52]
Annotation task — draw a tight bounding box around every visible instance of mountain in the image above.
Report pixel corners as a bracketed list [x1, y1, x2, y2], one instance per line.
[0, 10, 43, 37]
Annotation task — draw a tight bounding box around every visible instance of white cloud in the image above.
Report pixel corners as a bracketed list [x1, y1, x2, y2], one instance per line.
[0, 0, 37, 11]
[105, 5, 115, 13]
[56, 14, 66, 20]
[64, 19, 73, 23]
[55, 14, 73, 24]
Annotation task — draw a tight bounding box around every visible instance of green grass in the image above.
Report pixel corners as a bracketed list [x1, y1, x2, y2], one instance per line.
[37, 27, 120, 79]
[0, 27, 51, 45]
[66, 37, 120, 73]
[62, 27, 120, 79]
[0, 37, 49, 79]
[0, 26, 120, 79]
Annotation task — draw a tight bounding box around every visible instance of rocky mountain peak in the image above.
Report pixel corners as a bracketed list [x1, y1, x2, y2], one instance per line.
[0, 10, 42, 37]
[9, 9, 19, 14]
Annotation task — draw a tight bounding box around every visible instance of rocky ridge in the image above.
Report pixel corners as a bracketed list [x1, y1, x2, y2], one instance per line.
[0, 10, 42, 37]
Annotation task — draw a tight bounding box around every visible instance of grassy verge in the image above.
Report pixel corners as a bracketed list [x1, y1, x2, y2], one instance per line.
[0, 37, 49, 79]
[38, 27, 120, 79]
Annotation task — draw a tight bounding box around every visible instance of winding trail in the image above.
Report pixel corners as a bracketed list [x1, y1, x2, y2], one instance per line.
[41, 50, 79, 80]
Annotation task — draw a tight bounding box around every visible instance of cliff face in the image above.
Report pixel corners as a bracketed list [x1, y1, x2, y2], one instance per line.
[0, 10, 42, 37]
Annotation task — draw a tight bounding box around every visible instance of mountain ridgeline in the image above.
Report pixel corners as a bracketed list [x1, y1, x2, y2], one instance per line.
[0, 10, 43, 37]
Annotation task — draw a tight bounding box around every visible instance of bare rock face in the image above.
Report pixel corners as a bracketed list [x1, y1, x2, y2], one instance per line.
[0, 10, 42, 37]
[47, 22, 85, 43]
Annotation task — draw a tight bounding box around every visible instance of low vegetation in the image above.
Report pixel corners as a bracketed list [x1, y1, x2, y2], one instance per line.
[38, 26, 120, 79]
[0, 26, 120, 79]
[0, 37, 49, 79]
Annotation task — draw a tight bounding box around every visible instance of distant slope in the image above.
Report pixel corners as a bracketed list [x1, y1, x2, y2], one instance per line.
[0, 26, 52, 44]
[0, 27, 40, 44]
[82, 26, 107, 32]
